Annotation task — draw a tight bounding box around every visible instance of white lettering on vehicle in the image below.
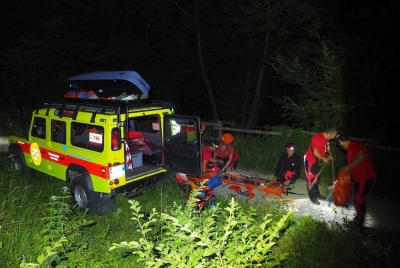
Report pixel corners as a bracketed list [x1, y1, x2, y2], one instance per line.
[48, 152, 60, 161]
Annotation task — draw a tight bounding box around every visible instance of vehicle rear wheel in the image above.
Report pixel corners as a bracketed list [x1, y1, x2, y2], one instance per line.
[70, 179, 116, 215]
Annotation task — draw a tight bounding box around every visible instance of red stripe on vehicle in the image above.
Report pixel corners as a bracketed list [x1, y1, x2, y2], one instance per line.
[16, 140, 113, 179]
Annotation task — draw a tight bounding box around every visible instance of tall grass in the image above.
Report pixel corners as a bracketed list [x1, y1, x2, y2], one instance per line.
[1, 151, 399, 267]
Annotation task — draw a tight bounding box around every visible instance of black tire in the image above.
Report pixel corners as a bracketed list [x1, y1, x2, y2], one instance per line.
[11, 155, 33, 176]
[70, 179, 116, 215]
[178, 183, 192, 195]
[12, 155, 25, 170]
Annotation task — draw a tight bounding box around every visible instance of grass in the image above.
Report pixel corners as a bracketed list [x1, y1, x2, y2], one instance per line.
[1, 150, 400, 267]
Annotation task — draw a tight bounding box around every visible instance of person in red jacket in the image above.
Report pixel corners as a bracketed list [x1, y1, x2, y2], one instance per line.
[202, 142, 220, 175]
[337, 135, 377, 231]
[213, 133, 240, 173]
[272, 142, 302, 186]
[304, 127, 337, 205]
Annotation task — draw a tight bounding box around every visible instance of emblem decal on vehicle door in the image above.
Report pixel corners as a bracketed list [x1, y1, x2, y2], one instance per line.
[30, 143, 42, 165]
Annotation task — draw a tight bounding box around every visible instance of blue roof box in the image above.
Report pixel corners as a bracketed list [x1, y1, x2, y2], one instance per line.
[67, 70, 150, 99]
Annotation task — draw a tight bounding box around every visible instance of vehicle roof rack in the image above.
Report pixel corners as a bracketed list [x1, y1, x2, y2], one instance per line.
[36, 70, 174, 122]
[38, 98, 173, 123]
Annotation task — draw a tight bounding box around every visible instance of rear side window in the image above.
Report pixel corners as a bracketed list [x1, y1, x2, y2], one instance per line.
[71, 122, 104, 152]
[51, 120, 66, 144]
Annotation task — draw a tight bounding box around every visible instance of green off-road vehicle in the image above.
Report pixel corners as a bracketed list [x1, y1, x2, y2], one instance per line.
[8, 70, 203, 215]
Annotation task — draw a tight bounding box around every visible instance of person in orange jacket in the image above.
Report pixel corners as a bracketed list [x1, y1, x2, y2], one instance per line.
[213, 133, 240, 173]
[337, 134, 377, 231]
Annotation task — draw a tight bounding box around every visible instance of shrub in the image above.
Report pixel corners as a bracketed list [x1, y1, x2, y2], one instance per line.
[20, 188, 94, 267]
[110, 197, 294, 267]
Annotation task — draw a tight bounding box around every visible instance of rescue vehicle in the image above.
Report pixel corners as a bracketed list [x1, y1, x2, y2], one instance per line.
[8, 71, 203, 215]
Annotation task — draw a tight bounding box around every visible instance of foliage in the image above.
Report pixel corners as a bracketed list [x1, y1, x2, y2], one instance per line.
[270, 40, 349, 132]
[20, 187, 94, 267]
[110, 196, 292, 267]
[0, 0, 397, 145]
[0, 0, 342, 131]
[0, 103, 31, 135]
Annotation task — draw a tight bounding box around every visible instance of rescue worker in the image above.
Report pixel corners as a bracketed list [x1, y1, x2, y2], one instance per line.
[201, 142, 220, 175]
[272, 142, 302, 186]
[304, 127, 337, 205]
[337, 135, 377, 231]
[213, 133, 240, 173]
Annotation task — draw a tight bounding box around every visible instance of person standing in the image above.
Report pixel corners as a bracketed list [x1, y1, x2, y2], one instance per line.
[304, 127, 338, 205]
[272, 142, 302, 186]
[213, 133, 239, 173]
[337, 135, 377, 231]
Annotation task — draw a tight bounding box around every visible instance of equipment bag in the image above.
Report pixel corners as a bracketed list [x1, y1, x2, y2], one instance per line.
[128, 131, 151, 151]
[333, 170, 352, 207]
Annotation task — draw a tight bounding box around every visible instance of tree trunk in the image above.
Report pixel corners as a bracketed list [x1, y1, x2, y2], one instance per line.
[240, 37, 253, 126]
[195, 0, 219, 121]
[169, 0, 219, 122]
[246, 27, 270, 128]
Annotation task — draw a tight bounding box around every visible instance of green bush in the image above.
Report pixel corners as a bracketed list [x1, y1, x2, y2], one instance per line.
[110, 196, 294, 267]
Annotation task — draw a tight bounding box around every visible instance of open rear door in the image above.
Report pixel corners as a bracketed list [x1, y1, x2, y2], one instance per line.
[163, 115, 201, 177]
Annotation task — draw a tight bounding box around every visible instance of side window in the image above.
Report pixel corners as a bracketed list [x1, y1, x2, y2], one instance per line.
[51, 120, 66, 144]
[31, 117, 46, 139]
[71, 122, 104, 152]
[133, 116, 157, 132]
[111, 128, 120, 151]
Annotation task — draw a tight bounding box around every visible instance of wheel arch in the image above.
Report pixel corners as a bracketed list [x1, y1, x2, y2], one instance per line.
[67, 164, 94, 191]
[8, 143, 27, 167]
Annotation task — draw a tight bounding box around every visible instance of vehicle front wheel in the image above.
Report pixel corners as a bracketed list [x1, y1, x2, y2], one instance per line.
[70, 179, 116, 215]
[11, 155, 33, 176]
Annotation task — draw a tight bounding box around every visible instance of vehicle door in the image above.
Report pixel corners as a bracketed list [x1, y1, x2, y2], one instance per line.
[27, 116, 49, 173]
[163, 115, 201, 177]
[46, 119, 68, 177]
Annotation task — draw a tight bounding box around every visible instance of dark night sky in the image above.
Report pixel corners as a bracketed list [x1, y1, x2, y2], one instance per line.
[1, 0, 399, 147]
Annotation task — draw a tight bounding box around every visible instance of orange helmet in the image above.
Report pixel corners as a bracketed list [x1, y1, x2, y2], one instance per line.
[221, 133, 234, 144]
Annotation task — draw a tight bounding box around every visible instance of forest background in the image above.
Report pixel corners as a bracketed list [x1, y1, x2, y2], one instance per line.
[0, 0, 399, 188]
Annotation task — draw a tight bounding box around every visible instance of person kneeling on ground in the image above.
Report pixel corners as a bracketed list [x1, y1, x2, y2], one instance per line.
[213, 133, 240, 173]
[272, 142, 301, 186]
[202, 142, 221, 175]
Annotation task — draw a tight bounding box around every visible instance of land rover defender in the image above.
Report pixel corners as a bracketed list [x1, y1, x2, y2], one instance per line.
[8, 71, 203, 215]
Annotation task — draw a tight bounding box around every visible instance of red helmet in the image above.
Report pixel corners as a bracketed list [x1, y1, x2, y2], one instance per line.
[285, 142, 295, 150]
[200, 123, 206, 132]
[221, 133, 234, 144]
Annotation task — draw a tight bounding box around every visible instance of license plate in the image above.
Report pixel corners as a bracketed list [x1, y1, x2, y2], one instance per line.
[109, 165, 125, 179]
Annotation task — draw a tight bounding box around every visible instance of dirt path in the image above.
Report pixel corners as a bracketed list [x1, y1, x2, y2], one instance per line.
[212, 169, 400, 234]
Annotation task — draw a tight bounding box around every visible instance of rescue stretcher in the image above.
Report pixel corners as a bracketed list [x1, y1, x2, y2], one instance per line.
[175, 171, 296, 209]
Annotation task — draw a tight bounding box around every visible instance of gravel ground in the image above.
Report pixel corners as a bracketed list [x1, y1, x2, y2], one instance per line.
[211, 169, 400, 234]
